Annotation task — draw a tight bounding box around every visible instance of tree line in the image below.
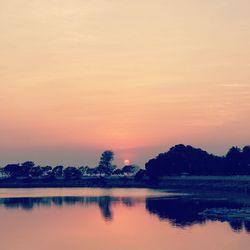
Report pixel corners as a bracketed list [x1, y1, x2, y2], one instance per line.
[144, 144, 250, 178]
[1, 145, 250, 180]
[0, 150, 139, 180]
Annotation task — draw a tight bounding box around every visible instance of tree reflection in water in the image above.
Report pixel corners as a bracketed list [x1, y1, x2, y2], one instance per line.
[0, 196, 141, 221]
[0, 195, 249, 233]
[145, 196, 250, 233]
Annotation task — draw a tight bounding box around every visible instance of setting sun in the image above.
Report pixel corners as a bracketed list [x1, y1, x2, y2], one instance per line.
[124, 160, 130, 165]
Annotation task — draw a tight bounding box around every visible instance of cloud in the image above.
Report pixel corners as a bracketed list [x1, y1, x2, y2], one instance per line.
[218, 83, 248, 88]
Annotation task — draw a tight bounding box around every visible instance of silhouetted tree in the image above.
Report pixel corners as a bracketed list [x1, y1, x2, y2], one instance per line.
[134, 169, 146, 181]
[241, 146, 250, 175]
[41, 166, 53, 178]
[122, 165, 139, 175]
[21, 161, 35, 177]
[30, 166, 43, 178]
[97, 150, 116, 176]
[52, 166, 64, 178]
[86, 167, 98, 176]
[78, 166, 88, 176]
[225, 147, 242, 175]
[113, 169, 123, 175]
[63, 167, 81, 180]
[145, 144, 239, 177]
[4, 161, 35, 178]
[3, 164, 21, 178]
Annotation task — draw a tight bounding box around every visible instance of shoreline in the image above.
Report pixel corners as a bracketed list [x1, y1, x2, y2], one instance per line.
[0, 176, 250, 193]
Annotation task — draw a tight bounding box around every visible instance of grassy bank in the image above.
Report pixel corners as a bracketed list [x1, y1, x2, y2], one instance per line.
[0, 176, 145, 188]
[0, 176, 250, 193]
[156, 176, 250, 193]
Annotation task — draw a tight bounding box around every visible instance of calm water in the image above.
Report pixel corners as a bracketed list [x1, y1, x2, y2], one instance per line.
[0, 188, 249, 250]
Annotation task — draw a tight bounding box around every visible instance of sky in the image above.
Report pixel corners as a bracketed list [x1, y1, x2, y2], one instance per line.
[0, 0, 250, 167]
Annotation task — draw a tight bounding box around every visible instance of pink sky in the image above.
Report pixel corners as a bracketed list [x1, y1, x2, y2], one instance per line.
[1, 0, 250, 167]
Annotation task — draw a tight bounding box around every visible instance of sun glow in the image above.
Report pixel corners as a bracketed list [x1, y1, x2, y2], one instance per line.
[124, 160, 130, 165]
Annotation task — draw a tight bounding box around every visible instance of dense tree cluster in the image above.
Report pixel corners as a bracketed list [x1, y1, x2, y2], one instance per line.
[145, 144, 250, 177]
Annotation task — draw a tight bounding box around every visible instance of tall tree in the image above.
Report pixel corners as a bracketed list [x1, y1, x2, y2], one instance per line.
[98, 150, 116, 176]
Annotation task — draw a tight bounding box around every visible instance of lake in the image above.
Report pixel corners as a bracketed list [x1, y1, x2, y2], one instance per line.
[0, 188, 249, 250]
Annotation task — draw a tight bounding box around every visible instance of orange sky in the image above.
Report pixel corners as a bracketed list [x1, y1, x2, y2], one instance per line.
[1, 0, 250, 166]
